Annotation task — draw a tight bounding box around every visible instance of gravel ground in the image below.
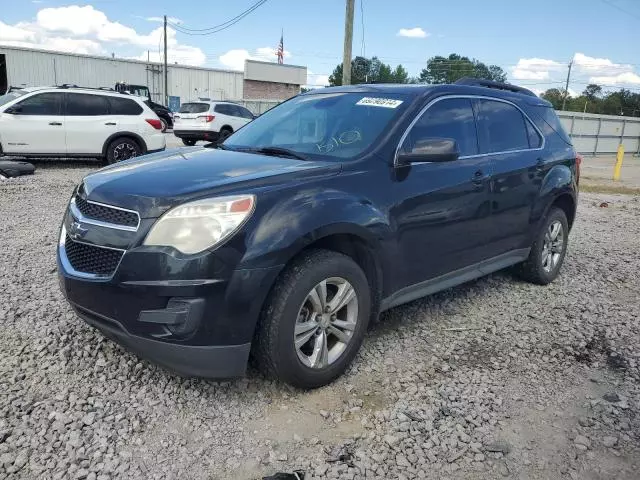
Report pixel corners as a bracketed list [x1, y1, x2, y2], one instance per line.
[1, 164, 639, 480]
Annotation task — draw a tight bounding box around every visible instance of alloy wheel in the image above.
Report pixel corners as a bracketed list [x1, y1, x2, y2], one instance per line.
[541, 220, 564, 272]
[113, 143, 138, 162]
[294, 277, 358, 369]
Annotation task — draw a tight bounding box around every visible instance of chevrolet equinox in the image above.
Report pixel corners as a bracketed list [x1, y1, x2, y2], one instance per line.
[58, 79, 579, 388]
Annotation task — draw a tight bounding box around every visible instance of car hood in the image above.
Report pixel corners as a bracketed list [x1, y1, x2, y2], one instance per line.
[81, 147, 340, 218]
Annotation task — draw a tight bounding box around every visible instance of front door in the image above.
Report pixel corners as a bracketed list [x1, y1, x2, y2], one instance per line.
[390, 97, 494, 289]
[0, 92, 66, 154]
[472, 98, 545, 255]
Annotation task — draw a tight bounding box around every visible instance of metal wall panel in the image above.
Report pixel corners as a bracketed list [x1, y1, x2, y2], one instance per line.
[558, 110, 640, 155]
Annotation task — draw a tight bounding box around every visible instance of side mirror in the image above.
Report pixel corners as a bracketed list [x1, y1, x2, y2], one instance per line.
[396, 138, 460, 165]
[4, 105, 22, 115]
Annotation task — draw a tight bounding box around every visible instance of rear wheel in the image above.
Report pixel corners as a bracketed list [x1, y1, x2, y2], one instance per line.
[516, 207, 569, 285]
[182, 139, 197, 146]
[254, 250, 371, 389]
[218, 127, 233, 143]
[106, 137, 141, 164]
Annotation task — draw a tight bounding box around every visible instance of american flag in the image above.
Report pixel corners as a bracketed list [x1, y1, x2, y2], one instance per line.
[277, 31, 284, 64]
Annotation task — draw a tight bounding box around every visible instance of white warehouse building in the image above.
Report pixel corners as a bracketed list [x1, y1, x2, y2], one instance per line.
[0, 46, 306, 112]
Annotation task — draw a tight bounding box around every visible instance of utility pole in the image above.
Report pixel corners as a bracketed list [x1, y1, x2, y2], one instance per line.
[342, 0, 355, 85]
[163, 15, 168, 106]
[562, 57, 573, 111]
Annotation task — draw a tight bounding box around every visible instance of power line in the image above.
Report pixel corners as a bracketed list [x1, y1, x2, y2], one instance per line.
[599, 0, 640, 20]
[168, 0, 268, 35]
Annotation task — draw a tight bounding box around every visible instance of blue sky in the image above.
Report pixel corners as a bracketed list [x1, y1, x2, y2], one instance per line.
[1, 0, 639, 93]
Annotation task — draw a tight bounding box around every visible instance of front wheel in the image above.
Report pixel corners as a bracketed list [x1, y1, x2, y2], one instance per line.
[516, 207, 569, 285]
[254, 250, 371, 389]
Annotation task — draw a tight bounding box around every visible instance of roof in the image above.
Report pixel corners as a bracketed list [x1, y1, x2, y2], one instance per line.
[11, 85, 149, 99]
[303, 81, 552, 106]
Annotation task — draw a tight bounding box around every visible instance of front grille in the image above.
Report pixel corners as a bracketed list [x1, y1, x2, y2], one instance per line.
[74, 195, 138, 228]
[64, 235, 124, 276]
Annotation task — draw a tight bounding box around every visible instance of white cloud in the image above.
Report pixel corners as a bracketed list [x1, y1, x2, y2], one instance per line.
[590, 72, 640, 85]
[145, 16, 182, 24]
[397, 27, 428, 38]
[511, 58, 563, 80]
[0, 6, 205, 65]
[306, 71, 329, 87]
[219, 47, 291, 71]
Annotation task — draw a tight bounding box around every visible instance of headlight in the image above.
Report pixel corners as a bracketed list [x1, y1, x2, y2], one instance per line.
[143, 195, 255, 254]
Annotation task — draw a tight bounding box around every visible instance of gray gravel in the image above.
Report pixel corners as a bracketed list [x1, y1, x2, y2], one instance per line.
[1, 164, 639, 480]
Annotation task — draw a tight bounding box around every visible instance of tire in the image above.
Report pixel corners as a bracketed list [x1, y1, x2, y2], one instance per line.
[254, 249, 371, 389]
[182, 139, 197, 147]
[105, 137, 141, 164]
[516, 207, 569, 285]
[218, 127, 232, 142]
[159, 117, 168, 133]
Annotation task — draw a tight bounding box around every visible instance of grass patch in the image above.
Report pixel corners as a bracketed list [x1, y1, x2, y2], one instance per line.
[580, 183, 640, 195]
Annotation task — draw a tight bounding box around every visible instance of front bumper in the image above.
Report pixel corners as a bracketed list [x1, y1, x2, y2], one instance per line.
[57, 213, 282, 377]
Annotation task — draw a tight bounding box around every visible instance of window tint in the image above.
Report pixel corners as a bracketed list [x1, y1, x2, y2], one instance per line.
[214, 104, 233, 115]
[401, 98, 478, 157]
[108, 96, 143, 115]
[532, 106, 572, 145]
[15, 92, 63, 115]
[179, 103, 209, 114]
[475, 100, 529, 153]
[66, 93, 109, 116]
[238, 106, 254, 119]
[526, 120, 543, 148]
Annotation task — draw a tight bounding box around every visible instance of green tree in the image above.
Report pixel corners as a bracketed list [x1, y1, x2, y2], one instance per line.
[328, 56, 410, 86]
[541, 88, 565, 110]
[583, 84, 602, 101]
[418, 53, 506, 84]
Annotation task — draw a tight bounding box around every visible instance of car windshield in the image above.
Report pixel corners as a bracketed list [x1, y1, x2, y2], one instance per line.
[223, 92, 411, 160]
[0, 90, 26, 107]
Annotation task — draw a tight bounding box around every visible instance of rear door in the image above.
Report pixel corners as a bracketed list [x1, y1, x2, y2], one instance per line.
[64, 93, 116, 155]
[174, 102, 210, 130]
[229, 105, 252, 129]
[473, 98, 545, 254]
[0, 92, 66, 154]
[213, 103, 235, 130]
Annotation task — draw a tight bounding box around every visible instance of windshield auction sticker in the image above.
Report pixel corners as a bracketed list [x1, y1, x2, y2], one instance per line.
[356, 97, 403, 108]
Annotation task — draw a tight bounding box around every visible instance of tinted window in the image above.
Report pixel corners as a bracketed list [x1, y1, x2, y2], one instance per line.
[237, 106, 254, 119]
[108, 96, 143, 115]
[526, 120, 543, 148]
[401, 98, 478, 157]
[179, 103, 209, 114]
[66, 93, 109, 116]
[15, 92, 63, 115]
[214, 104, 233, 115]
[532, 106, 573, 145]
[475, 100, 529, 153]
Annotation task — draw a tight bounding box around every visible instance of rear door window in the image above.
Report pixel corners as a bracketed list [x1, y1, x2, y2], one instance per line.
[531, 106, 573, 145]
[474, 99, 530, 153]
[15, 92, 63, 115]
[66, 93, 110, 116]
[179, 103, 209, 114]
[401, 98, 479, 157]
[108, 97, 143, 115]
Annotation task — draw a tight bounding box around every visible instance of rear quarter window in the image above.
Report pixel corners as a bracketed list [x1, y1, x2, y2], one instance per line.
[108, 97, 143, 115]
[179, 103, 209, 114]
[531, 106, 573, 146]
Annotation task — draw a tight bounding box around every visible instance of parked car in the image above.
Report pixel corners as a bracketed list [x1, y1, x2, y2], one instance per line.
[114, 82, 173, 132]
[57, 79, 578, 388]
[173, 101, 254, 146]
[0, 86, 166, 163]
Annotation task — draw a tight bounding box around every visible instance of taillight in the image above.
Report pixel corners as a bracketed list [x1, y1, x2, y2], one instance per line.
[575, 153, 583, 183]
[198, 114, 215, 123]
[146, 119, 162, 130]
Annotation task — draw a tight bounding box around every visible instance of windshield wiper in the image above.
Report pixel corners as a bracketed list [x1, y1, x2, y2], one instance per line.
[204, 142, 231, 150]
[247, 146, 309, 161]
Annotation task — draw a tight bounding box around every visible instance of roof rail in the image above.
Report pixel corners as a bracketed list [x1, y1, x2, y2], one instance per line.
[454, 78, 538, 97]
[55, 85, 119, 93]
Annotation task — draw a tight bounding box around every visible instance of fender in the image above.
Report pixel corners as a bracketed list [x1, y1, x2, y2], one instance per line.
[529, 163, 576, 237]
[101, 131, 148, 157]
[240, 186, 393, 282]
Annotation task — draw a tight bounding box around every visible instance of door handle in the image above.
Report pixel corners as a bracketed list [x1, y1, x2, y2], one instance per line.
[105, 122, 117, 126]
[49, 122, 62, 126]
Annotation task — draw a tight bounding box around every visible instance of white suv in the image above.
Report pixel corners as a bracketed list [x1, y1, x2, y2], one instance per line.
[0, 86, 166, 163]
[173, 101, 254, 146]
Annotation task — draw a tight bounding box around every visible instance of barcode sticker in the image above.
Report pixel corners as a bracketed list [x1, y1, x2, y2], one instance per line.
[356, 97, 403, 108]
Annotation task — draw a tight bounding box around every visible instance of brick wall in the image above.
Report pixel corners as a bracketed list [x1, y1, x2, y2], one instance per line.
[243, 79, 300, 100]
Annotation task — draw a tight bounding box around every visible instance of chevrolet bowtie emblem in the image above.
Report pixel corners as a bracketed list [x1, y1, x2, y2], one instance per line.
[69, 221, 88, 240]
